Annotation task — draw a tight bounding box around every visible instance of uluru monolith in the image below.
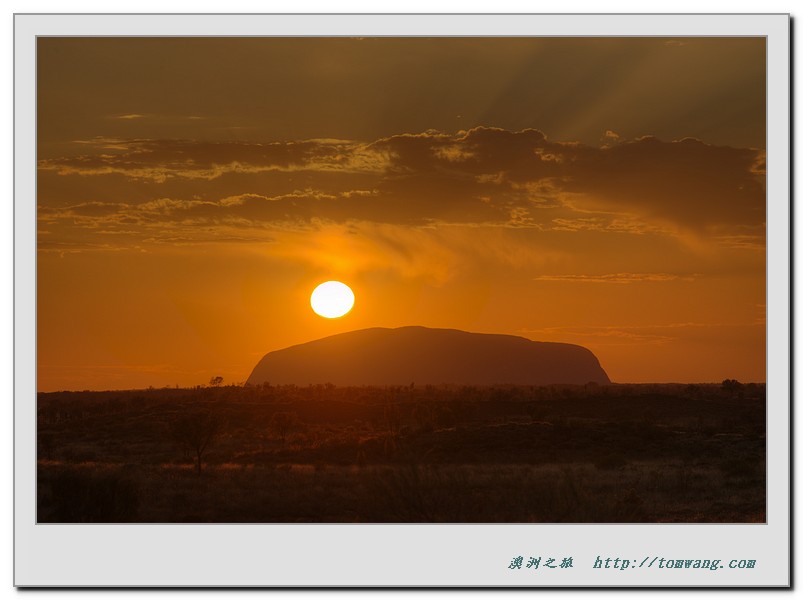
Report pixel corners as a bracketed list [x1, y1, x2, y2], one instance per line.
[246, 326, 609, 386]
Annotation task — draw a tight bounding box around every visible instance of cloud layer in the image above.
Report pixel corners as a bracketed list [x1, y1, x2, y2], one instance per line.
[38, 127, 765, 253]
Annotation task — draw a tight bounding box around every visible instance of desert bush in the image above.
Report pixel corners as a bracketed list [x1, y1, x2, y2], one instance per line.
[270, 411, 300, 444]
[360, 464, 467, 521]
[169, 411, 222, 474]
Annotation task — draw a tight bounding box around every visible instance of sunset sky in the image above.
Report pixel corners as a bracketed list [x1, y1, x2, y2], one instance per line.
[37, 37, 766, 391]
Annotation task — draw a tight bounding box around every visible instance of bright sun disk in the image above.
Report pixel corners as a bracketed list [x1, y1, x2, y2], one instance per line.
[310, 281, 355, 318]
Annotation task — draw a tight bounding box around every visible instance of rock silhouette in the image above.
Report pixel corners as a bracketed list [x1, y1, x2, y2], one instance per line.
[247, 326, 610, 386]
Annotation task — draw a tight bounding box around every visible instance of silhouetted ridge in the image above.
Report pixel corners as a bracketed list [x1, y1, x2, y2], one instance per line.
[246, 326, 610, 386]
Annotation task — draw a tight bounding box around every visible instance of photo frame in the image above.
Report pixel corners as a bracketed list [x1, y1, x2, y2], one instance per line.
[14, 12, 790, 588]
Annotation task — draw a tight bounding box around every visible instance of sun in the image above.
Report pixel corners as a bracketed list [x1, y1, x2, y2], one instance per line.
[310, 281, 355, 318]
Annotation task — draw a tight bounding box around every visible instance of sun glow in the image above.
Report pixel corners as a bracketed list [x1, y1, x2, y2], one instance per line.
[310, 281, 355, 318]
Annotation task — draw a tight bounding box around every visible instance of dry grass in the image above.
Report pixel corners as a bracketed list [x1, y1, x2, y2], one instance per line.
[37, 383, 765, 523]
[37, 459, 764, 523]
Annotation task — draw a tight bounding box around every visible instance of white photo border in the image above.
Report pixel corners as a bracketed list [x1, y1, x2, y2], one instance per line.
[14, 13, 790, 587]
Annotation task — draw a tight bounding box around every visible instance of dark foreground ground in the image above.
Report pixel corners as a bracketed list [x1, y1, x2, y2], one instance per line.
[37, 382, 765, 523]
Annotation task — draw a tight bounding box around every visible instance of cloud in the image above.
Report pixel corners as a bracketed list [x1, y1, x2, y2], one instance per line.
[549, 216, 666, 235]
[38, 127, 765, 250]
[601, 129, 621, 146]
[38, 194, 564, 283]
[561, 136, 765, 228]
[368, 127, 552, 180]
[522, 325, 675, 346]
[107, 114, 209, 122]
[260, 221, 564, 284]
[713, 234, 766, 251]
[39, 138, 388, 182]
[363, 127, 764, 231]
[522, 321, 761, 347]
[532, 273, 697, 284]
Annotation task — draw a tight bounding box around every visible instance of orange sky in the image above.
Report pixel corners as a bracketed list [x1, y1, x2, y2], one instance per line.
[36, 37, 766, 391]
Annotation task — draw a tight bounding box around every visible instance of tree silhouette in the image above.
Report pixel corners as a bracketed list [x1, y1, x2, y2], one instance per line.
[721, 379, 743, 394]
[270, 411, 298, 444]
[209, 376, 224, 387]
[169, 412, 221, 475]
